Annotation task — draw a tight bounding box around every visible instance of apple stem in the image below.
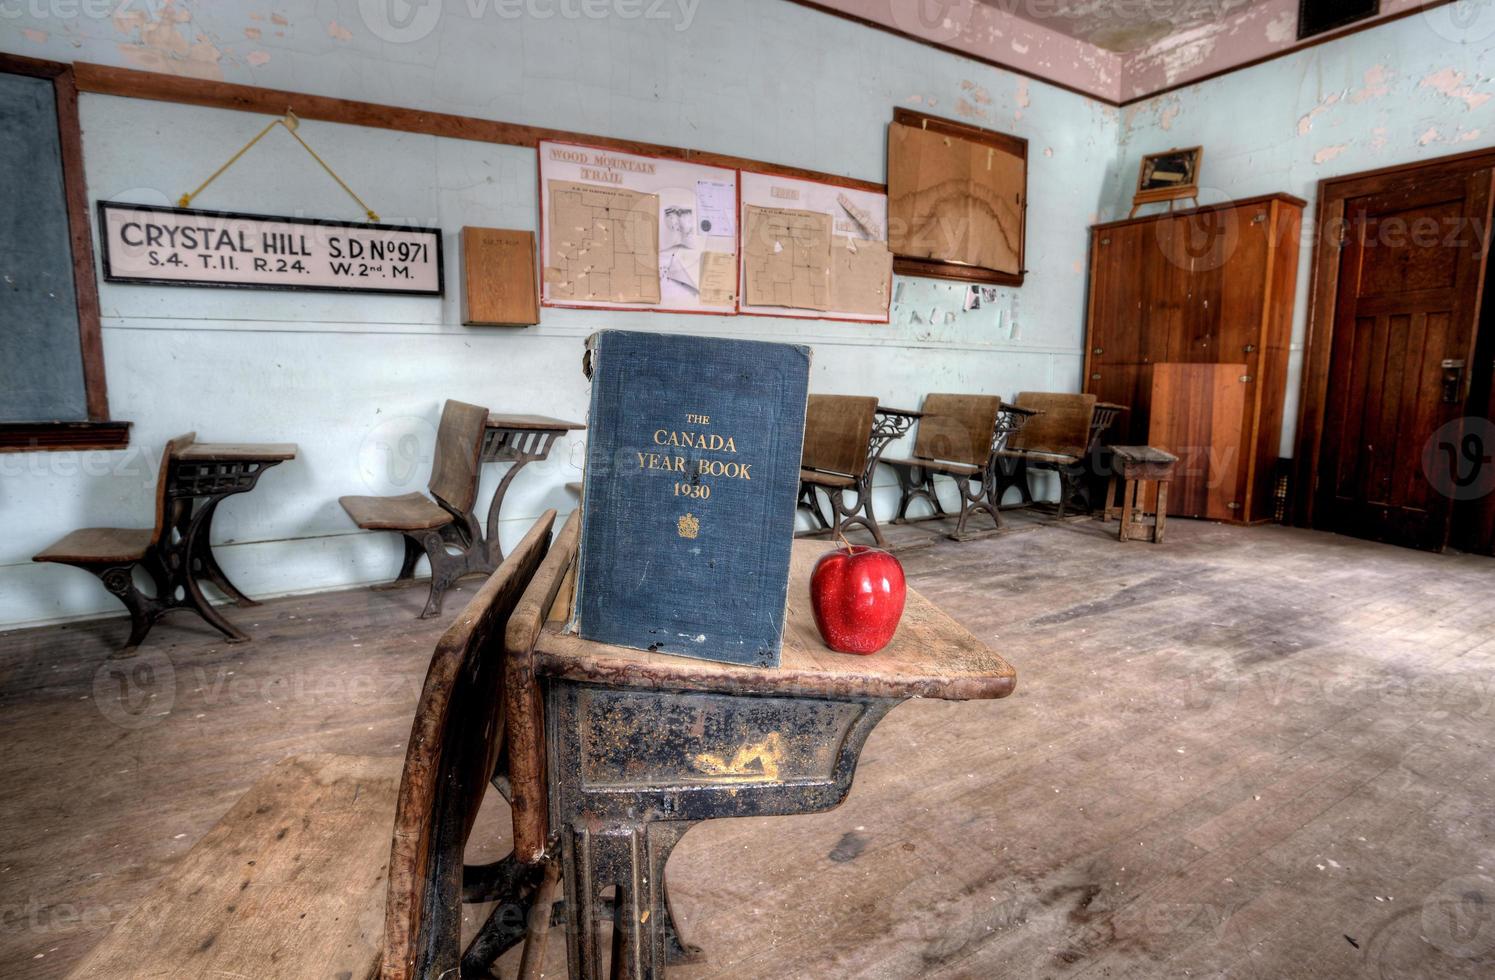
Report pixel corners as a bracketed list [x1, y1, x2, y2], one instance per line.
[834, 525, 851, 553]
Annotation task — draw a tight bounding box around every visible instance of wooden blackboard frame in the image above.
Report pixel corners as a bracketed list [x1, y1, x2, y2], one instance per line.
[0, 54, 124, 453]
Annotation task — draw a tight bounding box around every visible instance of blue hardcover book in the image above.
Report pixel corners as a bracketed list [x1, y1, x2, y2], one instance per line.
[575, 330, 811, 667]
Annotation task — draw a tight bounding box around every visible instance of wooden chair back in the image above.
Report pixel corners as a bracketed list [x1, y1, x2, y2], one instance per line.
[427, 399, 489, 515]
[913, 394, 1001, 466]
[503, 508, 582, 865]
[151, 432, 196, 541]
[381, 508, 557, 980]
[1008, 392, 1098, 458]
[802, 395, 879, 477]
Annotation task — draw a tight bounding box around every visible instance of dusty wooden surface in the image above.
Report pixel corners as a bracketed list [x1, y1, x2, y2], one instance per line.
[173, 443, 298, 462]
[537, 539, 1015, 702]
[4, 515, 1495, 978]
[64, 754, 397, 979]
[485, 414, 587, 432]
[338, 491, 454, 531]
[31, 528, 152, 564]
[503, 511, 582, 865]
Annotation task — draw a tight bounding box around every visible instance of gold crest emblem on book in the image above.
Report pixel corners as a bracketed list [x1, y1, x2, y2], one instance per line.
[677, 512, 700, 539]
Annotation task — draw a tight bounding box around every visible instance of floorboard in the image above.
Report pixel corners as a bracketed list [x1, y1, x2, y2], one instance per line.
[2, 517, 1493, 978]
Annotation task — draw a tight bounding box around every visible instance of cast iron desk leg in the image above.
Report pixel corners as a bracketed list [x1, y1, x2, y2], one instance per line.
[548, 680, 900, 979]
[168, 458, 287, 642]
[479, 427, 565, 569]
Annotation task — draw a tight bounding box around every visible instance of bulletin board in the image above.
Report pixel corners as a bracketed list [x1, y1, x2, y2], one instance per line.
[737, 170, 892, 323]
[538, 140, 739, 314]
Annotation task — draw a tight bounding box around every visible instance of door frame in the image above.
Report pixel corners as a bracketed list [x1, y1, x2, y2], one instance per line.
[1292, 147, 1495, 528]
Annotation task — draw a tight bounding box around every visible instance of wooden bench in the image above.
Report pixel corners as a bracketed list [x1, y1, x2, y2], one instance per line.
[883, 393, 1004, 539]
[65, 510, 559, 980]
[797, 394, 883, 545]
[340, 399, 488, 619]
[993, 391, 1098, 517]
[1105, 445, 1178, 543]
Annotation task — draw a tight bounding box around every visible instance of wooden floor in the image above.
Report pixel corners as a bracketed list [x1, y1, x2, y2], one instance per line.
[3, 514, 1494, 978]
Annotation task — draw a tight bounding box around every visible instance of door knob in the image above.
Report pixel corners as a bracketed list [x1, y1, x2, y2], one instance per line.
[1442, 359, 1466, 404]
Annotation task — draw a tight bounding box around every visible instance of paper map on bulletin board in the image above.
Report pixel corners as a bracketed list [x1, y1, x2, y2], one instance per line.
[738, 171, 891, 323]
[539, 140, 739, 313]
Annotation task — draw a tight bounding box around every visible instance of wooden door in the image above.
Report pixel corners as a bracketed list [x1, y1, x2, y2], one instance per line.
[1315, 169, 1495, 551]
[1148, 363, 1247, 520]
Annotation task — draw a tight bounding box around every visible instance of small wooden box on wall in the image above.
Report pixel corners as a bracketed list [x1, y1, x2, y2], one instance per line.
[461, 227, 539, 326]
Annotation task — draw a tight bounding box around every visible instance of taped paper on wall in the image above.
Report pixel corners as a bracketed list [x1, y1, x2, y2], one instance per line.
[544, 180, 660, 304]
[829, 236, 892, 316]
[742, 204, 831, 310]
[696, 179, 735, 237]
[699, 250, 737, 304]
[836, 192, 880, 239]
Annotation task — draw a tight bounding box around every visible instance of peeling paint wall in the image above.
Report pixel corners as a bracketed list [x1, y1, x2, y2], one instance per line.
[1113, 11, 1495, 460]
[0, 0, 1118, 628]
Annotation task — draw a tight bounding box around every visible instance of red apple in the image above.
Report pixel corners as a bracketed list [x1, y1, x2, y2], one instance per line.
[810, 545, 907, 655]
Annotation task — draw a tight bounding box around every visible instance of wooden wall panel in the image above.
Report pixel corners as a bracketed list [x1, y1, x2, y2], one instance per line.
[1149, 363, 1248, 521]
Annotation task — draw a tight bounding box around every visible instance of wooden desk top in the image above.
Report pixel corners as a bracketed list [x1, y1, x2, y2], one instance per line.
[486, 414, 586, 432]
[176, 443, 298, 462]
[1112, 445, 1178, 464]
[535, 541, 1016, 702]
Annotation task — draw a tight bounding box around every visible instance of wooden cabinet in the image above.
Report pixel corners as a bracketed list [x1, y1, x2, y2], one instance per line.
[1083, 194, 1305, 524]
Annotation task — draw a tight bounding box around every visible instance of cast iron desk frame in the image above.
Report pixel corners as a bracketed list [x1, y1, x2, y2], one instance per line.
[893, 403, 1040, 530]
[800, 405, 922, 547]
[994, 402, 1128, 513]
[419, 414, 584, 581]
[162, 443, 297, 644]
[532, 541, 1017, 979]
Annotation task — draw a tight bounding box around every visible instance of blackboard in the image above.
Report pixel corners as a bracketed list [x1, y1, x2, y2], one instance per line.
[0, 69, 88, 422]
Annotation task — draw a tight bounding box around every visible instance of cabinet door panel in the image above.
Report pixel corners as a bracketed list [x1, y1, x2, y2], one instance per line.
[1088, 224, 1147, 364]
[1086, 363, 1151, 445]
[1148, 363, 1248, 520]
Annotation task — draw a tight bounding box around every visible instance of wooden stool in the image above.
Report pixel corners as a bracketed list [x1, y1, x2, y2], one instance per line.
[1105, 446, 1178, 543]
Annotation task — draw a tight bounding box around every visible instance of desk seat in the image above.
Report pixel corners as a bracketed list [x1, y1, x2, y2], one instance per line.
[339, 491, 454, 531]
[799, 467, 856, 489]
[881, 455, 981, 478]
[995, 447, 1079, 465]
[67, 754, 400, 980]
[33, 527, 153, 564]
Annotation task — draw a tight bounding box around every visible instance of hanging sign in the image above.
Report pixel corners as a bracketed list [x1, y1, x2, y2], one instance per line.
[97, 202, 443, 295]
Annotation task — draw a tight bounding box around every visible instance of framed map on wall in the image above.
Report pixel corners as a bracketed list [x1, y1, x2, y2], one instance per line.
[886, 107, 1028, 288]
